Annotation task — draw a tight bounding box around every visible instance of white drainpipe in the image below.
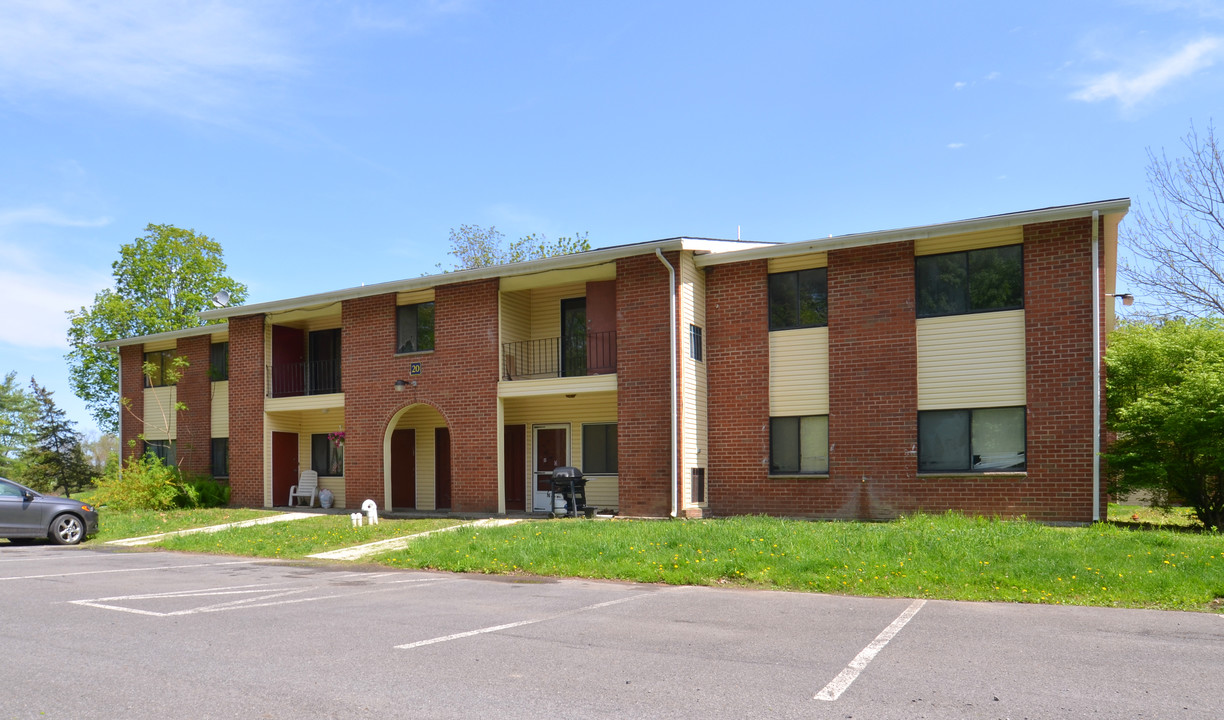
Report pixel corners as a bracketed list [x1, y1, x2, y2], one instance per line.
[1091, 210, 1101, 522]
[116, 348, 123, 481]
[655, 249, 678, 518]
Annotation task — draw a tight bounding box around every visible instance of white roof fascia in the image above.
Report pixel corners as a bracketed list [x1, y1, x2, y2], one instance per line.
[694, 199, 1131, 268]
[97, 323, 230, 349]
[197, 238, 765, 321]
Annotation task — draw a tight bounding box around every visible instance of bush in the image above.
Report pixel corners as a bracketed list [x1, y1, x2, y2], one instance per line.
[93, 454, 230, 511]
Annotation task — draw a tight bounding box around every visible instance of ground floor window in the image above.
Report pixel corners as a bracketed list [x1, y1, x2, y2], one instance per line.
[581, 423, 617, 474]
[769, 415, 829, 474]
[691, 467, 707, 503]
[311, 433, 345, 476]
[145, 439, 176, 466]
[211, 438, 229, 478]
[918, 406, 1026, 472]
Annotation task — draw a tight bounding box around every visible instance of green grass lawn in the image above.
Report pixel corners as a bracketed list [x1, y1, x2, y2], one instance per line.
[150, 515, 463, 558]
[1108, 503, 1199, 528]
[96, 507, 279, 543]
[375, 513, 1224, 612]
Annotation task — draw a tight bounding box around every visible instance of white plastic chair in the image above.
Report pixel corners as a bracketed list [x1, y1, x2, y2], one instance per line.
[289, 470, 319, 507]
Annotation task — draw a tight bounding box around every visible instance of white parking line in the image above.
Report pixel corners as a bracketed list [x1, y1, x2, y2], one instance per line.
[0, 559, 262, 582]
[396, 593, 653, 649]
[815, 598, 926, 702]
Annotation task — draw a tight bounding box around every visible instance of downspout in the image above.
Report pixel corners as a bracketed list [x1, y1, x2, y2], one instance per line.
[1091, 210, 1101, 522]
[116, 348, 122, 481]
[655, 249, 678, 518]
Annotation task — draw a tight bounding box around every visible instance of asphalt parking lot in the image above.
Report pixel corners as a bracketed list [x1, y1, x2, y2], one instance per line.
[3, 544, 1221, 719]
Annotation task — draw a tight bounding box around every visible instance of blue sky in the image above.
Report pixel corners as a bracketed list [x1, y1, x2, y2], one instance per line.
[1, 0, 1222, 435]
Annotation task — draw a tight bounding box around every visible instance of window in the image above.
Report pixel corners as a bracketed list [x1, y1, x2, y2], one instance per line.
[689, 324, 703, 361]
[145, 440, 176, 466]
[211, 438, 229, 478]
[143, 350, 177, 387]
[769, 268, 827, 330]
[311, 433, 345, 476]
[397, 302, 435, 354]
[770, 415, 829, 474]
[691, 467, 706, 504]
[918, 406, 1026, 472]
[916, 245, 1023, 318]
[210, 342, 229, 381]
[581, 423, 618, 474]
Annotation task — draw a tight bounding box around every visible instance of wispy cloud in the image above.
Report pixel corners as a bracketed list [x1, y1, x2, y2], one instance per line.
[947, 143, 966, 149]
[0, 239, 109, 350]
[0, 0, 299, 121]
[1072, 37, 1223, 107]
[0, 205, 111, 228]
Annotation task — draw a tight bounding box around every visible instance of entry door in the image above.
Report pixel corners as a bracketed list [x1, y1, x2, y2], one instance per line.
[532, 425, 569, 512]
[560, 298, 586, 378]
[434, 427, 452, 510]
[390, 429, 416, 509]
[503, 425, 526, 512]
[271, 432, 299, 506]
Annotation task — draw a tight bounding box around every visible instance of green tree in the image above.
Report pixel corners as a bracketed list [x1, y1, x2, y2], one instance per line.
[1121, 121, 1224, 318]
[438, 225, 591, 272]
[20, 379, 95, 497]
[65, 224, 247, 432]
[0, 371, 37, 480]
[1104, 319, 1224, 528]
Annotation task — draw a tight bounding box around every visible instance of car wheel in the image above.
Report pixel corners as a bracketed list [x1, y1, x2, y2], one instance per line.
[49, 514, 85, 545]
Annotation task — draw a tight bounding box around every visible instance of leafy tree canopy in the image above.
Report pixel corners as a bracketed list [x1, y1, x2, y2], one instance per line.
[1104, 318, 1224, 528]
[0, 371, 37, 479]
[438, 225, 591, 272]
[66, 224, 247, 432]
[20, 379, 95, 497]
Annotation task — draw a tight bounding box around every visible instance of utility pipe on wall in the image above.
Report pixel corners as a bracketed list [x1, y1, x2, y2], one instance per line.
[655, 249, 678, 518]
[1091, 210, 1101, 523]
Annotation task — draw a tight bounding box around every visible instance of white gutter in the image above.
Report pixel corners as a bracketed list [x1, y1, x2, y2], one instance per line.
[655, 249, 678, 518]
[1091, 210, 1101, 523]
[115, 348, 123, 481]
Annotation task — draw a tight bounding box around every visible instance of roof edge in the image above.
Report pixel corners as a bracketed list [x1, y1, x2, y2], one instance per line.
[97, 322, 230, 349]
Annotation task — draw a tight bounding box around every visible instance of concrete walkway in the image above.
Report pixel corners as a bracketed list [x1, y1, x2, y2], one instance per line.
[106, 512, 318, 547]
[308, 518, 524, 561]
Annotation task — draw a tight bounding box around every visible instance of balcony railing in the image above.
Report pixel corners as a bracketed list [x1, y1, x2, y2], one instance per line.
[502, 330, 616, 380]
[266, 359, 342, 398]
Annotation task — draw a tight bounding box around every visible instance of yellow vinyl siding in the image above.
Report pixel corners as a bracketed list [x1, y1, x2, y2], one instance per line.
[499, 289, 531, 377]
[768, 252, 827, 273]
[390, 404, 448, 510]
[143, 338, 175, 352]
[768, 327, 829, 415]
[679, 252, 707, 506]
[211, 381, 229, 437]
[141, 387, 177, 440]
[914, 227, 1023, 256]
[503, 392, 618, 509]
[528, 282, 586, 341]
[916, 310, 1026, 410]
[396, 288, 435, 306]
[264, 409, 346, 508]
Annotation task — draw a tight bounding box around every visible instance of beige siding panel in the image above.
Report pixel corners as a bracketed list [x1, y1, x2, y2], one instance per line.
[396, 288, 436, 306]
[142, 387, 177, 440]
[679, 252, 708, 507]
[392, 404, 448, 510]
[144, 339, 175, 352]
[296, 411, 348, 508]
[211, 381, 229, 437]
[768, 252, 827, 273]
[914, 227, 1023, 256]
[500, 290, 531, 377]
[503, 392, 619, 508]
[528, 283, 586, 341]
[916, 310, 1026, 410]
[768, 328, 829, 415]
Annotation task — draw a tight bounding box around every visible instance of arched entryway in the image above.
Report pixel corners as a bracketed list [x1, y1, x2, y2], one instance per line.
[383, 403, 451, 511]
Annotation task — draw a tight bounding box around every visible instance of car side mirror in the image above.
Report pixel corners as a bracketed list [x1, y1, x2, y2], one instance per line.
[21, 490, 34, 502]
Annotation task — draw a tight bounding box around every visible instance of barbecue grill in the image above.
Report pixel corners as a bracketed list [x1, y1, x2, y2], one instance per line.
[548, 466, 592, 518]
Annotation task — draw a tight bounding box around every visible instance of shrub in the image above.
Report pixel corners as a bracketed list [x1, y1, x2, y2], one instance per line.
[93, 454, 230, 511]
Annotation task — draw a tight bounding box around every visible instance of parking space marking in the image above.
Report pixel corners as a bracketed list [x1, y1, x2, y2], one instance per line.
[396, 592, 653, 649]
[70, 576, 443, 617]
[0, 559, 262, 582]
[815, 598, 926, 702]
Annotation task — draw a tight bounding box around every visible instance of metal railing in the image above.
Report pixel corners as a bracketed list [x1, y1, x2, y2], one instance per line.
[502, 330, 616, 380]
[266, 359, 342, 398]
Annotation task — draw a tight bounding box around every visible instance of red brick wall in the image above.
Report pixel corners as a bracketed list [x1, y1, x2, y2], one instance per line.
[174, 335, 213, 475]
[119, 345, 144, 461]
[615, 254, 676, 516]
[340, 280, 500, 512]
[227, 315, 265, 506]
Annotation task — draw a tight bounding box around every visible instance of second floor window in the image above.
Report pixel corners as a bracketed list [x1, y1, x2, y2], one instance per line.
[769, 268, 827, 330]
[397, 302, 435, 354]
[916, 244, 1023, 318]
[210, 342, 229, 381]
[143, 350, 177, 387]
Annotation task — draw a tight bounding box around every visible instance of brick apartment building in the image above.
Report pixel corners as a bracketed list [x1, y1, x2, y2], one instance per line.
[103, 199, 1130, 523]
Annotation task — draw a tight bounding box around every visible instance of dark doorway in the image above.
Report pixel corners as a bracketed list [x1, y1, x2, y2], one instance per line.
[308, 329, 342, 395]
[434, 427, 452, 510]
[271, 432, 298, 507]
[560, 297, 587, 378]
[391, 429, 416, 509]
[503, 425, 526, 512]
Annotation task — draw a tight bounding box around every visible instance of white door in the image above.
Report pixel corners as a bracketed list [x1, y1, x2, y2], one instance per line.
[532, 424, 569, 512]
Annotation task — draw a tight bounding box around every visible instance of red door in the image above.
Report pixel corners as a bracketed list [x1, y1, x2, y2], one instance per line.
[435, 427, 452, 510]
[391, 429, 416, 509]
[503, 425, 526, 512]
[272, 432, 298, 506]
[586, 280, 617, 374]
[271, 325, 305, 397]
[533, 427, 567, 512]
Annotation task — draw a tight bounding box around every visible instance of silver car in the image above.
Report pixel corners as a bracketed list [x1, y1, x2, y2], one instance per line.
[0, 477, 99, 545]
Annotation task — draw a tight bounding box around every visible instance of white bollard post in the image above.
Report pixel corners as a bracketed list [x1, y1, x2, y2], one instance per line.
[351, 512, 363, 527]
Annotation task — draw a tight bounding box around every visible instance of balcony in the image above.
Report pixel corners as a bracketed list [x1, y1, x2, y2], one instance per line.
[502, 330, 616, 380]
[266, 359, 342, 398]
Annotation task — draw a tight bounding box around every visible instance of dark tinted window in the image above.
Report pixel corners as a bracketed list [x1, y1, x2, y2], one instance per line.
[916, 245, 1022, 318]
[769, 268, 827, 330]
